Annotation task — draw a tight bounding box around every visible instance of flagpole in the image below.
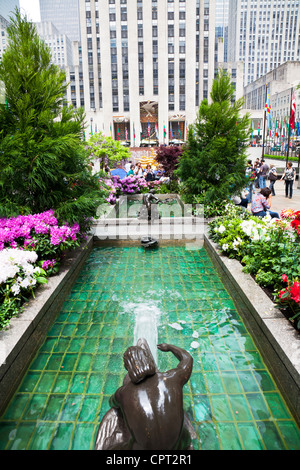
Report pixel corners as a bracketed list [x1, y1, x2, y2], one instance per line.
[262, 84, 268, 159]
[286, 87, 293, 167]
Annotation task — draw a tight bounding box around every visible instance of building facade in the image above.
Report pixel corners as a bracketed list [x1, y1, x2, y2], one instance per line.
[39, 0, 81, 42]
[243, 61, 300, 138]
[0, 15, 9, 62]
[77, 0, 216, 145]
[35, 21, 74, 67]
[0, 0, 19, 21]
[228, 0, 300, 86]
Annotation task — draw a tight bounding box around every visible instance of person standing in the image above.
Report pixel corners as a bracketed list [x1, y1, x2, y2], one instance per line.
[135, 162, 143, 177]
[259, 159, 269, 188]
[245, 159, 255, 202]
[125, 160, 132, 173]
[268, 164, 277, 196]
[280, 162, 296, 199]
[254, 158, 261, 188]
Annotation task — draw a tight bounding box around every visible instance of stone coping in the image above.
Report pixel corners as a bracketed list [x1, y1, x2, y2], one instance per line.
[204, 228, 300, 425]
[0, 236, 93, 416]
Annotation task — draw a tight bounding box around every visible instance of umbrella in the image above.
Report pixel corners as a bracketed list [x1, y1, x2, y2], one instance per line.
[111, 168, 127, 179]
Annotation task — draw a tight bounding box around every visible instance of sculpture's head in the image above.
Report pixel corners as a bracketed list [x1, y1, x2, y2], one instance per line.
[123, 345, 156, 383]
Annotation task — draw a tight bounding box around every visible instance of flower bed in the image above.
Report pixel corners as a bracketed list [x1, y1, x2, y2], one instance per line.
[208, 204, 300, 330]
[102, 175, 163, 204]
[0, 210, 83, 330]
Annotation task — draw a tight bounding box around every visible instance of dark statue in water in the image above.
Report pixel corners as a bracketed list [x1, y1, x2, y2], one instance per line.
[138, 189, 161, 220]
[95, 338, 195, 450]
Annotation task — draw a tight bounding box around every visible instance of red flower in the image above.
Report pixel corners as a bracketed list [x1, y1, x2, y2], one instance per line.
[279, 289, 288, 299]
[282, 274, 288, 283]
[291, 219, 300, 229]
[293, 211, 300, 220]
[290, 282, 300, 305]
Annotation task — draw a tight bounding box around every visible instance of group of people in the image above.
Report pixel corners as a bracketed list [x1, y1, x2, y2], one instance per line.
[125, 161, 170, 183]
[233, 158, 297, 220]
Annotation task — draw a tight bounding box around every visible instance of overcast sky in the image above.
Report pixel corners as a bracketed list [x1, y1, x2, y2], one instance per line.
[19, 0, 41, 22]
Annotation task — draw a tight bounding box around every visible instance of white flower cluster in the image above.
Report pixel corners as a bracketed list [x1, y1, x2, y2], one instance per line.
[0, 248, 41, 296]
[214, 224, 226, 234]
[240, 219, 271, 242]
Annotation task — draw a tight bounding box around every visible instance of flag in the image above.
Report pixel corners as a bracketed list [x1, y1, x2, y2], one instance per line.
[258, 121, 260, 137]
[178, 124, 181, 140]
[290, 89, 296, 130]
[117, 126, 120, 140]
[163, 123, 167, 138]
[155, 122, 159, 139]
[170, 122, 173, 140]
[148, 121, 151, 138]
[297, 121, 300, 137]
[133, 123, 136, 139]
[275, 120, 278, 138]
[95, 123, 97, 134]
[251, 120, 254, 139]
[125, 127, 128, 141]
[110, 123, 113, 138]
[265, 87, 271, 128]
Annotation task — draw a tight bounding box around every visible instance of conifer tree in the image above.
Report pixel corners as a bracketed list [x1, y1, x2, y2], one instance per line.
[177, 68, 251, 204]
[0, 9, 107, 228]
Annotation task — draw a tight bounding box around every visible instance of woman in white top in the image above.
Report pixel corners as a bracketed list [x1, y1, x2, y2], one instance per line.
[280, 162, 296, 199]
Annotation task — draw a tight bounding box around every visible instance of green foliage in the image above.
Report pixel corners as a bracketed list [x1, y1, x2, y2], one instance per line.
[0, 9, 106, 228]
[87, 132, 130, 169]
[209, 213, 300, 330]
[177, 68, 251, 205]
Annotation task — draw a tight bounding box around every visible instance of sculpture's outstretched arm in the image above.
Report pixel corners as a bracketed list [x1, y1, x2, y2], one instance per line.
[157, 343, 193, 384]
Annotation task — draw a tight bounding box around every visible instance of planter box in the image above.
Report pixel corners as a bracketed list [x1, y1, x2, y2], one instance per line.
[0, 236, 93, 416]
[204, 229, 300, 425]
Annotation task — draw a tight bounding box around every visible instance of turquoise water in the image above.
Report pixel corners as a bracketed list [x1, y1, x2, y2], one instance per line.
[0, 246, 300, 450]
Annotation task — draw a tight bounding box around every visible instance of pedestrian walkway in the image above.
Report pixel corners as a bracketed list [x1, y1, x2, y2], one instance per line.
[251, 179, 300, 215]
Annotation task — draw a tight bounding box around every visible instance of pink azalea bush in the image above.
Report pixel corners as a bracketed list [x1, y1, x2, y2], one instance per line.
[0, 209, 81, 272]
[103, 175, 163, 204]
[0, 209, 83, 330]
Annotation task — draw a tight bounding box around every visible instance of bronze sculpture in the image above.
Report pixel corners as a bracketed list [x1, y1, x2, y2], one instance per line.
[139, 189, 161, 220]
[95, 338, 195, 450]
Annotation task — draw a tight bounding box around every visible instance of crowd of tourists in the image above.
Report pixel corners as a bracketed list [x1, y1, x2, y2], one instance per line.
[105, 160, 170, 184]
[233, 157, 297, 220]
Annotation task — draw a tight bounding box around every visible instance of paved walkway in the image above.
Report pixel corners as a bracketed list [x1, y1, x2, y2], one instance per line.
[251, 179, 300, 215]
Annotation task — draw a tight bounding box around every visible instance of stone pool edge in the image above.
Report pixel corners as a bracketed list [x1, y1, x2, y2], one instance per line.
[0, 236, 93, 416]
[204, 229, 300, 425]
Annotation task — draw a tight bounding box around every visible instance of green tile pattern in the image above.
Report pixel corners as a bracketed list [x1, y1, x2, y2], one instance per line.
[0, 246, 300, 450]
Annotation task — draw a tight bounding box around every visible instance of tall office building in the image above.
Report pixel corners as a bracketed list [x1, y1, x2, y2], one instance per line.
[228, 0, 300, 86]
[0, 0, 19, 21]
[39, 0, 81, 42]
[78, 0, 216, 146]
[215, 0, 229, 62]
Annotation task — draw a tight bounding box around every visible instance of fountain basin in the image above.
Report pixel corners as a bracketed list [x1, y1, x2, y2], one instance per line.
[0, 236, 299, 449]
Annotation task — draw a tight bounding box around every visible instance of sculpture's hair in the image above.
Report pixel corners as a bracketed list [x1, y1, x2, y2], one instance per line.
[123, 346, 156, 384]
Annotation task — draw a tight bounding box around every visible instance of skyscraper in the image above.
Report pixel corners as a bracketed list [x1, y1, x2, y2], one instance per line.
[39, 0, 80, 42]
[228, 0, 300, 86]
[78, 0, 216, 146]
[0, 1, 20, 21]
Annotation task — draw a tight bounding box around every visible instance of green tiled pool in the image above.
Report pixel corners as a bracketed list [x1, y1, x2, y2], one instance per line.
[0, 246, 300, 450]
